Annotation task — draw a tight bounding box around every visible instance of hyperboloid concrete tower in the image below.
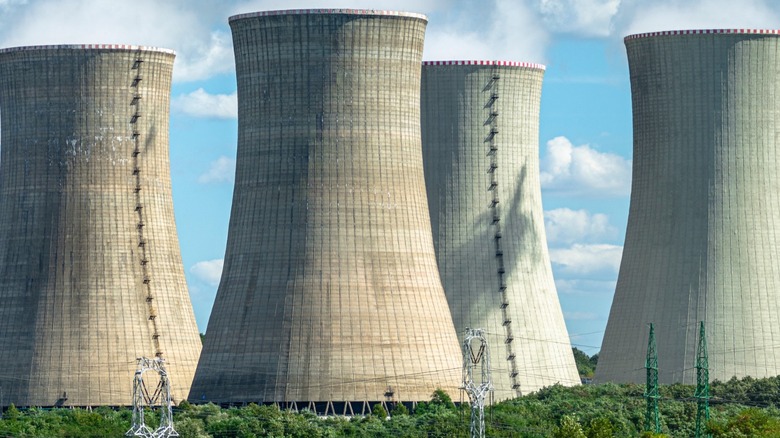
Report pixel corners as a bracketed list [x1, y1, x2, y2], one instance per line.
[189, 9, 462, 413]
[0, 45, 202, 406]
[421, 61, 580, 399]
[596, 29, 780, 384]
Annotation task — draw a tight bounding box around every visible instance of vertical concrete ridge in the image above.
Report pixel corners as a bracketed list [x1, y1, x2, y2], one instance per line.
[0, 47, 202, 406]
[596, 32, 780, 384]
[421, 64, 580, 400]
[190, 11, 462, 407]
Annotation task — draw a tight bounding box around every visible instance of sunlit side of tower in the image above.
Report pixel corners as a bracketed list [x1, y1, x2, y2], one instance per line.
[596, 29, 780, 384]
[190, 10, 462, 411]
[0, 45, 202, 406]
[421, 61, 580, 399]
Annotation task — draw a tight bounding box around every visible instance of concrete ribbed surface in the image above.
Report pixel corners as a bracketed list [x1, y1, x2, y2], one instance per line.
[0, 46, 202, 406]
[190, 11, 462, 407]
[421, 64, 580, 399]
[596, 32, 780, 384]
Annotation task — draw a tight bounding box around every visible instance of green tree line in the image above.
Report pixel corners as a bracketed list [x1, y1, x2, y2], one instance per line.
[3, 376, 780, 437]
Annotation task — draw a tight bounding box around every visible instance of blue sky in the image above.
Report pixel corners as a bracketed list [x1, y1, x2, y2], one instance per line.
[1, 0, 778, 356]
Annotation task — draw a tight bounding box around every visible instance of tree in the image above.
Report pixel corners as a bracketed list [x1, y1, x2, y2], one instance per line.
[573, 348, 596, 379]
[430, 388, 455, 410]
[372, 403, 388, 419]
[554, 414, 586, 438]
[391, 403, 409, 416]
[585, 417, 614, 438]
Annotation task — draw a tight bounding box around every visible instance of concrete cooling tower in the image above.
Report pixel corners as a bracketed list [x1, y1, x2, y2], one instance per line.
[421, 61, 580, 399]
[189, 9, 462, 413]
[596, 29, 780, 384]
[0, 45, 202, 406]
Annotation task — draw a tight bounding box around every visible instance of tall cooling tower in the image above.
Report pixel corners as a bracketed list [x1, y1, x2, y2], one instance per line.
[189, 9, 462, 412]
[0, 45, 202, 406]
[421, 61, 580, 399]
[596, 29, 780, 384]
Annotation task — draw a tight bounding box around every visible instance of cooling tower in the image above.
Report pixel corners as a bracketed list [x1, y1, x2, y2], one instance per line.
[596, 29, 780, 384]
[0, 45, 202, 406]
[189, 9, 462, 412]
[421, 61, 580, 399]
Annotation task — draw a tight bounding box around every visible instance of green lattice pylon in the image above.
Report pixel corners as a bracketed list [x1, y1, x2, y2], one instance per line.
[644, 323, 660, 434]
[695, 321, 710, 438]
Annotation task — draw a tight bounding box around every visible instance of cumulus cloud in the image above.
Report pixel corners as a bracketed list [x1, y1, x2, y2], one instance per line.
[537, 0, 620, 37]
[0, 0, 233, 82]
[230, 0, 447, 15]
[549, 243, 622, 275]
[613, 0, 780, 36]
[555, 278, 617, 296]
[544, 208, 618, 245]
[424, 0, 548, 63]
[198, 156, 236, 184]
[540, 136, 631, 197]
[172, 89, 237, 119]
[190, 259, 224, 286]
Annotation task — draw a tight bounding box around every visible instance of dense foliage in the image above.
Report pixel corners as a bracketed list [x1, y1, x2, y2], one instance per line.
[3, 376, 780, 437]
[572, 347, 599, 380]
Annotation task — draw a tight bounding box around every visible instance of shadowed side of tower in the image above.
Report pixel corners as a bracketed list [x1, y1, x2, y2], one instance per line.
[189, 10, 462, 409]
[421, 61, 580, 400]
[0, 45, 202, 406]
[596, 30, 780, 384]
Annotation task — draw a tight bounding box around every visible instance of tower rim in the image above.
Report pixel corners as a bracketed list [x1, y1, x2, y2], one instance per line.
[228, 9, 428, 23]
[422, 60, 546, 70]
[0, 44, 175, 55]
[625, 28, 780, 41]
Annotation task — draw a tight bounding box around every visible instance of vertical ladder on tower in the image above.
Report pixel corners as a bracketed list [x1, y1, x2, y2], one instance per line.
[483, 68, 520, 396]
[130, 52, 162, 358]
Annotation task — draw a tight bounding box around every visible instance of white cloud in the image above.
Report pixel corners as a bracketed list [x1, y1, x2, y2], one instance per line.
[190, 259, 224, 286]
[0, 0, 233, 82]
[540, 136, 631, 197]
[172, 89, 237, 119]
[198, 156, 236, 184]
[544, 208, 618, 244]
[555, 278, 617, 295]
[537, 0, 620, 37]
[424, 0, 548, 63]
[549, 243, 622, 275]
[230, 0, 447, 15]
[613, 0, 780, 36]
[232, 0, 551, 63]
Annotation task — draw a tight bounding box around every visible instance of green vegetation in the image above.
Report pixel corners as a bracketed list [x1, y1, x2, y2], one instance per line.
[3, 377, 780, 437]
[573, 347, 599, 380]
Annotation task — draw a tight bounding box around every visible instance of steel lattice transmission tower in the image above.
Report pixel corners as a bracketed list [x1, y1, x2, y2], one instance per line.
[644, 323, 660, 434]
[695, 321, 710, 438]
[126, 357, 177, 438]
[461, 328, 493, 438]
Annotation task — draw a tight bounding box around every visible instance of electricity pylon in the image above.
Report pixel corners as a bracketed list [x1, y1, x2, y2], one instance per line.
[695, 321, 710, 438]
[644, 323, 660, 434]
[461, 328, 493, 438]
[126, 357, 178, 438]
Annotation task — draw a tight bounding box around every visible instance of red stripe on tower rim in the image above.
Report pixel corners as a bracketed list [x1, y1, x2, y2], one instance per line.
[229, 9, 428, 22]
[422, 60, 546, 70]
[625, 28, 780, 41]
[0, 44, 175, 55]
